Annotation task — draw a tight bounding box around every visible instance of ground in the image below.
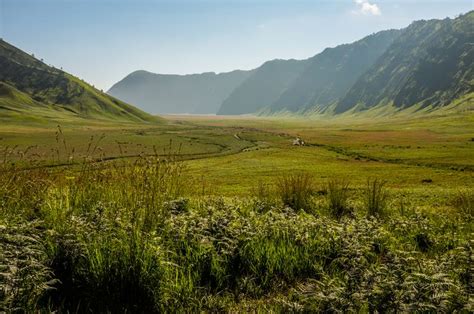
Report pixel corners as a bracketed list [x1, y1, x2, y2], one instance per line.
[1, 111, 473, 312]
[2, 111, 472, 194]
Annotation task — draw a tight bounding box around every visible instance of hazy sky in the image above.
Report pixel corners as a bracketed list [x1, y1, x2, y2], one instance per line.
[1, 0, 472, 90]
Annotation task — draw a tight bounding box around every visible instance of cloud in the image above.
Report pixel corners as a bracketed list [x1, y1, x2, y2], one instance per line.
[353, 0, 381, 16]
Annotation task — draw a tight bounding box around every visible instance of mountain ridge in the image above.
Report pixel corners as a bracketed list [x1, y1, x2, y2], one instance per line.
[108, 69, 253, 114]
[0, 39, 161, 123]
[335, 11, 474, 113]
[270, 29, 402, 113]
[108, 11, 473, 117]
[217, 58, 310, 115]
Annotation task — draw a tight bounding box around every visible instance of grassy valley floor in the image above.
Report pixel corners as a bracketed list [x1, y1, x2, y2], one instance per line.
[0, 112, 473, 312]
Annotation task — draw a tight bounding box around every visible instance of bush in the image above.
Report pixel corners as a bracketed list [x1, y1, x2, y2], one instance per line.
[326, 179, 351, 218]
[276, 173, 314, 211]
[365, 178, 388, 217]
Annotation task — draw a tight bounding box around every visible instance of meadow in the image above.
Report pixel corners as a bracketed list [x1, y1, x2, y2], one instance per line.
[0, 111, 473, 312]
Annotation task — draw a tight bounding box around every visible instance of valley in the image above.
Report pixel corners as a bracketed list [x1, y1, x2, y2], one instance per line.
[3, 109, 472, 194]
[1, 5, 473, 313]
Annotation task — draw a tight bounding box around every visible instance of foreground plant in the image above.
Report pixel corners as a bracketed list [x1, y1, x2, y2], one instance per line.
[276, 173, 314, 211]
[365, 178, 388, 217]
[452, 189, 473, 217]
[326, 179, 351, 218]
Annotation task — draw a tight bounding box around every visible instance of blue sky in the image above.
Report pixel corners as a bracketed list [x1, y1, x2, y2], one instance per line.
[1, 0, 472, 90]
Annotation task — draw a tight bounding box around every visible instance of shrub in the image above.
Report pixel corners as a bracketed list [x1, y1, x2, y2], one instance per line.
[276, 173, 314, 211]
[365, 178, 388, 217]
[326, 179, 351, 219]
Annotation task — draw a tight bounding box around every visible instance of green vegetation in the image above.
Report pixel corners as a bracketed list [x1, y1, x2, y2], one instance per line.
[337, 11, 474, 113]
[326, 179, 351, 219]
[365, 178, 388, 217]
[276, 173, 314, 211]
[0, 39, 160, 123]
[1, 109, 472, 311]
[272, 29, 401, 112]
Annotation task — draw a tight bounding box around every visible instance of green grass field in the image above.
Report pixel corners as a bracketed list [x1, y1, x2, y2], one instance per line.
[1, 111, 473, 312]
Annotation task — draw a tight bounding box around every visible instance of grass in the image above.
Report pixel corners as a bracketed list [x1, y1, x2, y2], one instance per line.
[451, 189, 474, 217]
[326, 179, 351, 218]
[1, 112, 473, 311]
[276, 172, 314, 211]
[365, 178, 388, 217]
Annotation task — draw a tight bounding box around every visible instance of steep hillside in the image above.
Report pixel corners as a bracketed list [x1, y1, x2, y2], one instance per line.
[104, 12, 473, 117]
[271, 30, 401, 112]
[0, 39, 159, 123]
[217, 59, 309, 115]
[335, 11, 474, 113]
[108, 70, 252, 114]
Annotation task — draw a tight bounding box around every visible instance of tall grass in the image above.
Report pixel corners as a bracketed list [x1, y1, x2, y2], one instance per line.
[326, 179, 351, 218]
[365, 178, 388, 217]
[0, 221, 57, 312]
[276, 173, 314, 211]
[251, 180, 275, 212]
[451, 189, 473, 217]
[44, 228, 163, 312]
[0, 156, 51, 219]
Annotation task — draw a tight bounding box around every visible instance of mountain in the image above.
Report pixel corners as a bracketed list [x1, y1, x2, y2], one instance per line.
[0, 39, 159, 123]
[271, 30, 401, 113]
[217, 59, 309, 115]
[106, 11, 473, 116]
[108, 70, 252, 114]
[335, 11, 474, 113]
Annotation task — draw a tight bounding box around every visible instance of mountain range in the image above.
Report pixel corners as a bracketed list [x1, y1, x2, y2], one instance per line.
[335, 12, 474, 113]
[109, 11, 473, 116]
[1, 11, 472, 122]
[108, 70, 252, 114]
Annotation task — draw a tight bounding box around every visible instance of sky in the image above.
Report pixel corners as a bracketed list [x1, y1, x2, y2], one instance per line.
[1, 0, 472, 90]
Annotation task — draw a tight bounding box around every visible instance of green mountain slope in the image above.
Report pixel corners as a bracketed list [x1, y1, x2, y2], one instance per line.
[0, 39, 160, 123]
[335, 11, 474, 113]
[271, 30, 401, 112]
[217, 59, 309, 115]
[108, 70, 252, 114]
